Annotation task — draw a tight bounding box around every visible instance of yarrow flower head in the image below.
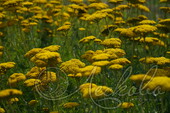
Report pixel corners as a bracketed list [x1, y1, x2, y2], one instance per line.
[133, 25, 157, 36]
[100, 38, 122, 48]
[8, 73, 26, 86]
[139, 57, 170, 65]
[79, 83, 113, 99]
[143, 76, 170, 91]
[119, 102, 134, 108]
[25, 45, 62, 67]
[79, 36, 96, 43]
[0, 89, 23, 99]
[63, 102, 79, 108]
[0, 62, 15, 75]
[88, 2, 109, 10]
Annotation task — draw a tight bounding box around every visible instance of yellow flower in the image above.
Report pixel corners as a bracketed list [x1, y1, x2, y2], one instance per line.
[50, 111, 59, 113]
[69, 0, 83, 4]
[94, 38, 102, 43]
[42, 107, 49, 112]
[68, 4, 87, 12]
[130, 74, 152, 82]
[22, 1, 33, 7]
[29, 49, 62, 67]
[3, 0, 22, 8]
[0, 32, 4, 37]
[101, 38, 122, 48]
[43, 45, 60, 52]
[68, 73, 82, 77]
[63, 102, 79, 108]
[57, 25, 71, 31]
[88, 0, 97, 3]
[116, 5, 130, 10]
[88, 3, 109, 10]
[31, 51, 54, 60]
[139, 57, 155, 64]
[96, 8, 113, 14]
[28, 100, 39, 106]
[79, 27, 86, 31]
[103, 48, 126, 57]
[160, 0, 169, 3]
[119, 102, 134, 108]
[139, 37, 166, 47]
[115, 17, 126, 25]
[33, 0, 47, 4]
[0, 62, 15, 75]
[24, 48, 42, 58]
[136, 4, 150, 12]
[133, 25, 157, 35]
[80, 83, 113, 99]
[0, 62, 15, 69]
[109, 64, 123, 70]
[110, 58, 131, 65]
[86, 12, 108, 21]
[80, 83, 98, 92]
[50, 0, 61, 4]
[167, 51, 170, 54]
[55, 12, 70, 20]
[92, 61, 110, 67]
[79, 36, 96, 43]
[81, 50, 95, 62]
[92, 53, 111, 61]
[26, 66, 46, 78]
[8, 97, 19, 104]
[0, 89, 23, 99]
[80, 65, 101, 76]
[0, 108, 5, 113]
[109, 0, 123, 4]
[24, 79, 41, 87]
[0, 52, 3, 57]
[139, 20, 156, 25]
[139, 57, 170, 65]
[34, 60, 47, 67]
[114, 28, 136, 38]
[159, 19, 170, 25]
[143, 76, 170, 91]
[40, 72, 57, 83]
[126, 15, 148, 25]
[8, 73, 26, 86]
[158, 33, 169, 38]
[147, 68, 170, 77]
[0, 46, 4, 57]
[60, 59, 85, 74]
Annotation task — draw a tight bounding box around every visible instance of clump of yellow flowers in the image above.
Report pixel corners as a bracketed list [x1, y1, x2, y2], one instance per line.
[0, 107, 5, 113]
[0, 89, 23, 99]
[63, 102, 79, 108]
[119, 102, 134, 108]
[143, 76, 170, 91]
[8, 73, 26, 87]
[100, 38, 122, 48]
[80, 83, 113, 99]
[28, 100, 39, 106]
[8, 97, 19, 104]
[139, 57, 170, 65]
[24, 67, 57, 89]
[133, 25, 157, 36]
[60, 59, 101, 77]
[81, 48, 130, 70]
[25, 45, 62, 67]
[0, 62, 15, 75]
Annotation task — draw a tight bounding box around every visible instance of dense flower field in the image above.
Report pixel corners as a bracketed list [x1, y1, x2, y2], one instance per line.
[0, 0, 170, 113]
